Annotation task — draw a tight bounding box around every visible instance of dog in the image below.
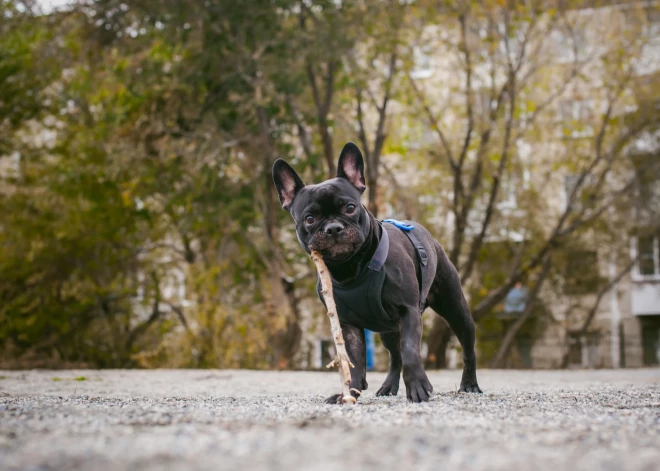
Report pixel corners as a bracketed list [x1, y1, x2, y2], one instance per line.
[272, 142, 482, 403]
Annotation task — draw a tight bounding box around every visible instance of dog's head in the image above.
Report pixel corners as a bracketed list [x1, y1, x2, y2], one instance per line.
[272, 142, 371, 263]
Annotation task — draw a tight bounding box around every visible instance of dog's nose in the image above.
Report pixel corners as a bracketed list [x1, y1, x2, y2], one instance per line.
[324, 222, 344, 236]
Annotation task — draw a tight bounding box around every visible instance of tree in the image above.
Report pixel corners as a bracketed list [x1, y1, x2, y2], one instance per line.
[398, 1, 660, 367]
[1, 0, 657, 370]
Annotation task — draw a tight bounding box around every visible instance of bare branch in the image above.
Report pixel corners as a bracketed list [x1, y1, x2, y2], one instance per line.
[408, 73, 458, 171]
[381, 160, 412, 219]
[575, 248, 645, 338]
[165, 301, 192, 333]
[286, 95, 315, 163]
[560, 139, 658, 238]
[306, 61, 336, 176]
[125, 273, 163, 353]
[365, 87, 383, 113]
[373, 51, 397, 161]
[460, 69, 517, 284]
[355, 88, 371, 162]
[490, 253, 551, 368]
[323, 60, 336, 115]
[473, 113, 651, 321]
[457, 13, 474, 168]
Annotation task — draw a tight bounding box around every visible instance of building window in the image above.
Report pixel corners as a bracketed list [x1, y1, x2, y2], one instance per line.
[558, 99, 594, 138]
[567, 332, 601, 368]
[410, 44, 433, 79]
[631, 151, 660, 221]
[567, 333, 583, 366]
[632, 232, 660, 280]
[641, 316, 660, 366]
[638, 235, 656, 275]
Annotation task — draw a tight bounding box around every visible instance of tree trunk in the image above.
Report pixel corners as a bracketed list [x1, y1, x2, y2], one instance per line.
[490, 257, 551, 368]
[319, 115, 335, 178]
[263, 269, 303, 370]
[368, 169, 379, 218]
[256, 101, 303, 369]
[277, 276, 303, 368]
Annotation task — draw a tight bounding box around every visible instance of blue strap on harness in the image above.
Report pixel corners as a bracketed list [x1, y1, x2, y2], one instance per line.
[382, 219, 414, 231]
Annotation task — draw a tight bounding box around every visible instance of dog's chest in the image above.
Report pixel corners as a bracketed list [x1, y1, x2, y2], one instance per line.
[316, 268, 399, 333]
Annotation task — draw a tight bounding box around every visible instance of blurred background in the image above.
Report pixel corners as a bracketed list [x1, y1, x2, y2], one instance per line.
[1, 0, 659, 371]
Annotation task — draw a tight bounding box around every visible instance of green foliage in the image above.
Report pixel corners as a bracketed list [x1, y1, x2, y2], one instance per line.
[0, 0, 657, 369]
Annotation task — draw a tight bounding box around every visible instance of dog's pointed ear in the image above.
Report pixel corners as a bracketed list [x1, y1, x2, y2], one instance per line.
[272, 159, 305, 211]
[337, 142, 366, 193]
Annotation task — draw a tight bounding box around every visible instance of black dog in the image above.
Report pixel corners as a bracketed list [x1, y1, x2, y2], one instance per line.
[272, 142, 482, 403]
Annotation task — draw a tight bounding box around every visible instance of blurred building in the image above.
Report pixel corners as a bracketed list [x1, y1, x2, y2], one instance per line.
[374, 1, 660, 369]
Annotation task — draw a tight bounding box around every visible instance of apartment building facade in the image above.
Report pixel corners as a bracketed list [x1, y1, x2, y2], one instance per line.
[367, 1, 660, 370]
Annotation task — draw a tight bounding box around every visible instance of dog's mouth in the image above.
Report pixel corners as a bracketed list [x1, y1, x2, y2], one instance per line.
[308, 227, 364, 261]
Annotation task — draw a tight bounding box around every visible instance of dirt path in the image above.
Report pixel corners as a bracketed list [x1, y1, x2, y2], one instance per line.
[1, 369, 658, 471]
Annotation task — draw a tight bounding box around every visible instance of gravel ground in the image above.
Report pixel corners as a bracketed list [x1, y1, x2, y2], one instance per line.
[0, 369, 659, 471]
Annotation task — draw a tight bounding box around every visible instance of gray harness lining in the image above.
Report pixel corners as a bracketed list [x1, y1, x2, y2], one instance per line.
[382, 220, 429, 312]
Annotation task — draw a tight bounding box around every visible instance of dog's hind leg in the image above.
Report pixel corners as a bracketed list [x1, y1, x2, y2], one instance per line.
[426, 243, 482, 393]
[376, 331, 402, 396]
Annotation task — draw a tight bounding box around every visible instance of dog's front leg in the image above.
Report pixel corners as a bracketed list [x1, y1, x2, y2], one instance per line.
[400, 307, 433, 402]
[325, 323, 367, 404]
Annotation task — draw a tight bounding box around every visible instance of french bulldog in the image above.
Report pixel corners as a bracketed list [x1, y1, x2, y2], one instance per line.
[272, 142, 482, 403]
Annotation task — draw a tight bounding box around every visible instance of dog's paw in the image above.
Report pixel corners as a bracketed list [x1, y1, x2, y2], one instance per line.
[403, 371, 433, 403]
[458, 381, 483, 394]
[325, 393, 344, 405]
[324, 390, 360, 405]
[375, 374, 400, 396]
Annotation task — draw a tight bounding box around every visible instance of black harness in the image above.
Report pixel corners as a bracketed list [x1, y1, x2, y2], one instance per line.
[316, 219, 431, 333]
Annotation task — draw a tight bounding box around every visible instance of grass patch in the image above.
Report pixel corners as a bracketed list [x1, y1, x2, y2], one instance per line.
[51, 376, 94, 382]
[0, 375, 8, 380]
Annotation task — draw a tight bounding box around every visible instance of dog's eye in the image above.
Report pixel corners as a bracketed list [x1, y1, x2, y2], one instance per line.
[345, 204, 356, 213]
[305, 215, 315, 225]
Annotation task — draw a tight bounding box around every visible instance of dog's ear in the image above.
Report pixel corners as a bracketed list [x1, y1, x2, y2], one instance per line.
[337, 142, 366, 193]
[272, 159, 305, 211]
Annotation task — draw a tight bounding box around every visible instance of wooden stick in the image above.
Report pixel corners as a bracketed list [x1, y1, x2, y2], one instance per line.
[310, 250, 356, 404]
